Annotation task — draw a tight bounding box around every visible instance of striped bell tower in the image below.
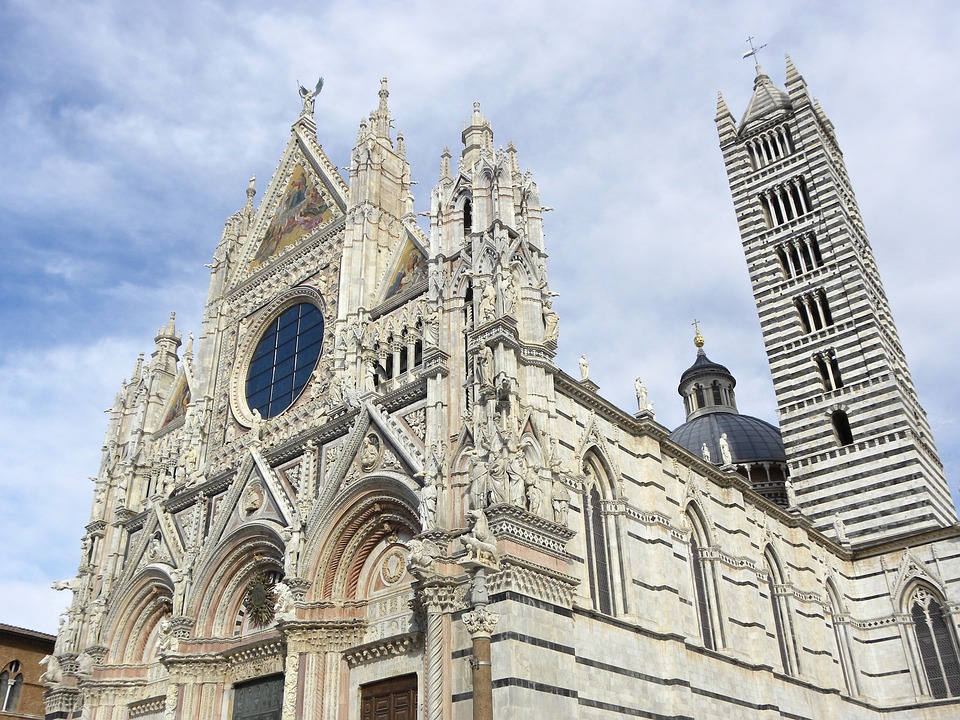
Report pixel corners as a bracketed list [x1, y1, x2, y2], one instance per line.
[716, 55, 955, 544]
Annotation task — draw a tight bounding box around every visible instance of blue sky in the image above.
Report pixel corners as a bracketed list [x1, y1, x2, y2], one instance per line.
[2, 1, 958, 633]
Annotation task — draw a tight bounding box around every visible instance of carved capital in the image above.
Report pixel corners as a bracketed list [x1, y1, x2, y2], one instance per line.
[462, 607, 499, 638]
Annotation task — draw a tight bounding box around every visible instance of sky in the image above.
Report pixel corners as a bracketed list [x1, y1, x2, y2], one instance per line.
[2, 1, 958, 634]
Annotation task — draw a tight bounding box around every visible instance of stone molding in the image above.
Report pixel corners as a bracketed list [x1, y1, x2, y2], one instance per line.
[487, 556, 578, 608]
[343, 632, 423, 667]
[485, 502, 574, 557]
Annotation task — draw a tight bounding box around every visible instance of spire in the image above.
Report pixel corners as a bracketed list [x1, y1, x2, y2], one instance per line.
[246, 175, 256, 206]
[151, 311, 181, 375]
[373, 77, 392, 140]
[784, 53, 809, 102]
[439, 147, 452, 183]
[715, 91, 736, 142]
[462, 101, 493, 168]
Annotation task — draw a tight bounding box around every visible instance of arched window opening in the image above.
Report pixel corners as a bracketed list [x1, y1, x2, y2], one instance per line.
[463, 198, 473, 234]
[711, 382, 723, 406]
[832, 410, 854, 446]
[687, 512, 717, 650]
[0, 662, 23, 713]
[765, 550, 800, 675]
[583, 456, 613, 615]
[827, 581, 857, 695]
[695, 385, 706, 409]
[911, 588, 960, 698]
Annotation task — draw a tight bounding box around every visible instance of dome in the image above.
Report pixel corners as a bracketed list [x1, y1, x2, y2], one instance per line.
[739, 69, 793, 132]
[678, 350, 734, 391]
[669, 412, 786, 465]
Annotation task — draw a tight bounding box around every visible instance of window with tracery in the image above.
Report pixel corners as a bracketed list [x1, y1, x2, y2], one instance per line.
[0, 661, 23, 713]
[765, 549, 800, 675]
[583, 455, 613, 615]
[910, 587, 960, 698]
[688, 510, 719, 650]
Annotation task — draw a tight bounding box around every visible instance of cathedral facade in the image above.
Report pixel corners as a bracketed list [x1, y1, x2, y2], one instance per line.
[46, 60, 960, 719]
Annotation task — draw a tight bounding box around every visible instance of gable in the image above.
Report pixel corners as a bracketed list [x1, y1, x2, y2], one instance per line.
[160, 371, 191, 429]
[249, 163, 336, 271]
[381, 237, 428, 302]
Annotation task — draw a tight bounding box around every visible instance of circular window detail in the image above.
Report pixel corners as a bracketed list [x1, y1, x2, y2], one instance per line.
[245, 302, 323, 418]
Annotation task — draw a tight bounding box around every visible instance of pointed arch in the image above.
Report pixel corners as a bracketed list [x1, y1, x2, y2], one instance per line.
[903, 582, 960, 699]
[764, 546, 800, 675]
[826, 577, 858, 695]
[582, 450, 616, 615]
[685, 503, 722, 650]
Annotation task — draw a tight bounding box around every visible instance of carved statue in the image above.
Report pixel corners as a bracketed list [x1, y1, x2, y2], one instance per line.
[158, 617, 178, 654]
[785, 478, 797, 508]
[298, 76, 324, 116]
[542, 300, 559, 343]
[359, 433, 381, 472]
[406, 538, 437, 575]
[487, 445, 509, 505]
[579, 354, 589, 381]
[465, 447, 488, 510]
[462, 508, 498, 566]
[506, 444, 526, 506]
[39, 654, 62, 685]
[419, 479, 438, 530]
[833, 515, 848, 543]
[421, 302, 441, 347]
[525, 472, 543, 515]
[635, 377, 649, 412]
[478, 282, 497, 324]
[274, 581, 296, 620]
[701, 443, 711, 463]
[76, 652, 95, 676]
[719, 433, 733, 466]
[551, 476, 570, 525]
[477, 344, 494, 387]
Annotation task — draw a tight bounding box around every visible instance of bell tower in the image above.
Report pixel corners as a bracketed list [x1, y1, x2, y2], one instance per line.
[717, 55, 955, 544]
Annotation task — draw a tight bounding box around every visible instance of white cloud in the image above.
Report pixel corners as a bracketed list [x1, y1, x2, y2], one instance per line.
[3, 0, 959, 631]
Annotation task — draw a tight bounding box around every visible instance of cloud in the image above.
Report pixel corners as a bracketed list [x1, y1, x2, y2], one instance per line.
[2, 0, 959, 632]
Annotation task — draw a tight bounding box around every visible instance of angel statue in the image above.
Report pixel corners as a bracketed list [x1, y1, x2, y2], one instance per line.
[298, 76, 324, 116]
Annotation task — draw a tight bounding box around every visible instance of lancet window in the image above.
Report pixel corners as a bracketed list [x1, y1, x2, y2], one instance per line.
[760, 177, 813, 228]
[764, 548, 800, 675]
[687, 508, 721, 650]
[909, 586, 960, 698]
[826, 580, 857, 695]
[583, 453, 614, 615]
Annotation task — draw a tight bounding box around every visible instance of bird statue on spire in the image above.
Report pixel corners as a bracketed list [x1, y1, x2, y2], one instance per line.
[298, 76, 324, 117]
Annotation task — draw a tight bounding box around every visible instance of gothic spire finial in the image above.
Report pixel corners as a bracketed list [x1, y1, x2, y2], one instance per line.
[246, 175, 256, 203]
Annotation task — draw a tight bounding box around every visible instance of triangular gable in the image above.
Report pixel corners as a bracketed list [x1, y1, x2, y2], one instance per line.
[235, 127, 348, 278]
[379, 236, 428, 302]
[314, 401, 425, 516]
[160, 370, 191, 429]
[205, 448, 293, 548]
[891, 549, 944, 602]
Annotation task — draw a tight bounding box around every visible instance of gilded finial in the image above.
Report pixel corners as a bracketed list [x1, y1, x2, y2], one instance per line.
[692, 319, 704, 349]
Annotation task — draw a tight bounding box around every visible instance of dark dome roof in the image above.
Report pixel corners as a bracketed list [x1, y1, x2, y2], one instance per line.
[678, 350, 734, 391]
[669, 412, 786, 465]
